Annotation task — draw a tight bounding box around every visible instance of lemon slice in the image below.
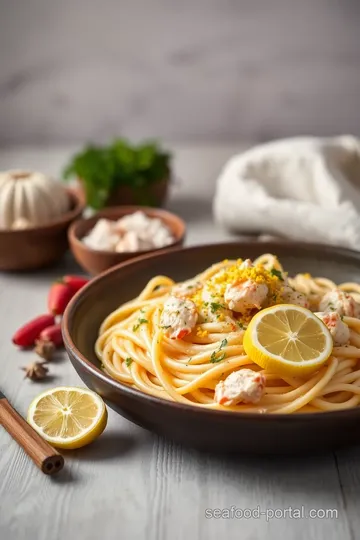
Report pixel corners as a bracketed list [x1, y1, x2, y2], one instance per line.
[27, 387, 108, 449]
[243, 304, 333, 377]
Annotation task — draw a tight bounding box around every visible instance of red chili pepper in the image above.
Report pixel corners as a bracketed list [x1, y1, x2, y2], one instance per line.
[12, 314, 55, 348]
[63, 275, 89, 294]
[39, 324, 63, 347]
[48, 281, 74, 315]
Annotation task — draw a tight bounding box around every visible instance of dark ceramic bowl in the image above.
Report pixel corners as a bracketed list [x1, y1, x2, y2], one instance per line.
[63, 241, 360, 454]
[68, 206, 186, 275]
[0, 189, 84, 271]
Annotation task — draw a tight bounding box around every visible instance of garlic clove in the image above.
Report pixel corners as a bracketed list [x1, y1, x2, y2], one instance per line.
[0, 170, 71, 229]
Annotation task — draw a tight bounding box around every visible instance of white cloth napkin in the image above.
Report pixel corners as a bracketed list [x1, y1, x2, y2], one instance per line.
[213, 136, 360, 250]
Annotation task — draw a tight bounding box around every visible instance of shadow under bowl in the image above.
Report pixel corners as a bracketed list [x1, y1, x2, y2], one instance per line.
[68, 205, 186, 275]
[63, 241, 360, 454]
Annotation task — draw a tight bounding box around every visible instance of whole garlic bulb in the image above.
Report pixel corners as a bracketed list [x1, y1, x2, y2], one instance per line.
[0, 170, 70, 229]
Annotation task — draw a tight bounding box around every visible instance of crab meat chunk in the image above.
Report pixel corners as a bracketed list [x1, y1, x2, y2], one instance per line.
[317, 311, 350, 346]
[224, 280, 268, 313]
[115, 230, 152, 252]
[319, 289, 360, 318]
[199, 287, 232, 322]
[282, 286, 310, 309]
[83, 219, 119, 251]
[160, 295, 198, 339]
[215, 369, 266, 406]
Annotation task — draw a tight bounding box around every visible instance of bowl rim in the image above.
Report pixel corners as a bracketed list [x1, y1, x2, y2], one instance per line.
[62, 240, 360, 422]
[68, 205, 186, 256]
[0, 187, 84, 234]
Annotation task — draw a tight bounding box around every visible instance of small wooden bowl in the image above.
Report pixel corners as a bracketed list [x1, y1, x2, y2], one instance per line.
[68, 206, 186, 275]
[77, 177, 170, 208]
[0, 189, 84, 271]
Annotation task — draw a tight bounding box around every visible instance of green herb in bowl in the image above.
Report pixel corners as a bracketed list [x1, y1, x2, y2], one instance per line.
[63, 139, 171, 210]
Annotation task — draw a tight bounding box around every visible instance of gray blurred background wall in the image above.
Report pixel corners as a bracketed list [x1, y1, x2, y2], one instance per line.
[0, 0, 359, 145]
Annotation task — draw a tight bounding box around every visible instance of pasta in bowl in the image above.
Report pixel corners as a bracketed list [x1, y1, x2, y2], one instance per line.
[63, 242, 360, 453]
[96, 253, 360, 415]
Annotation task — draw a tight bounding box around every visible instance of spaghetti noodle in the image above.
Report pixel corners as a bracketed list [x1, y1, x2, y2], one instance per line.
[95, 254, 360, 413]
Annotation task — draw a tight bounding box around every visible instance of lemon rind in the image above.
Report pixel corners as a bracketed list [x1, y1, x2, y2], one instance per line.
[245, 304, 333, 369]
[27, 386, 106, 445]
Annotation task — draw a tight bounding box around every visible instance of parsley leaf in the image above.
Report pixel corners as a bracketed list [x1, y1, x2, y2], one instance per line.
[210, 302, 226, 313]
[125, 357, 133, 367]
[270, 268, 284, 281]
[220, 338, 228, 349]
[210, 338, 228, 363]
[133, 318, 148, 331]
[210, 351, 226, 363]
[63, 139, 171, 210]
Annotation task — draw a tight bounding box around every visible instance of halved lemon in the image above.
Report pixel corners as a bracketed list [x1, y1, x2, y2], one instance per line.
[243, 304, 333, 377]
[27, 387, 108, 450]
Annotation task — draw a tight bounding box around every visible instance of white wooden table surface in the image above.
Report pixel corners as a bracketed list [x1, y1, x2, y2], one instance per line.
[0, 145, 359, 540]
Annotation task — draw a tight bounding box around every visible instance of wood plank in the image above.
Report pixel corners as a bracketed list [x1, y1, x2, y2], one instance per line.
[0, 146, 356, 540]
[334, 448, 360, 540]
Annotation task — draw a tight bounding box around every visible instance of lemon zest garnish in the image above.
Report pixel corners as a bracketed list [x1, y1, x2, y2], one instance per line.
[196, 328, 208, 338]
[205, 263, 282, 299]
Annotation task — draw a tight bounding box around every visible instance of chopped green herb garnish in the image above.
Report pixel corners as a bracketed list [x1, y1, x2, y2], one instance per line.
[210, 338, 228, 363]
[125, 357, 133, 367]
[210, 351, 226, 363]
[210, 302, 226, 313]
[270, 268, 284, 281]
[133, 318, 148, 331]
[161, 325, 171, 329]
[237, 322, 244, 329]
